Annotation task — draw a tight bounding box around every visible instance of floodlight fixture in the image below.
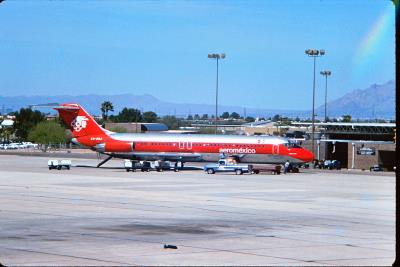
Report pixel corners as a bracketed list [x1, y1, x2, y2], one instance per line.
[208, 53, 226, 134]
[305, 48, 326, 156]
[320, 70, 332, 123]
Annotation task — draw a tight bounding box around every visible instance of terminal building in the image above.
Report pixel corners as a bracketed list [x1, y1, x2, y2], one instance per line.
[291, 122, 396, 171]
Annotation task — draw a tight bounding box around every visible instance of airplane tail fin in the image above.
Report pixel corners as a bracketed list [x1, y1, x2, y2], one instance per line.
[54, 103, 106, 138]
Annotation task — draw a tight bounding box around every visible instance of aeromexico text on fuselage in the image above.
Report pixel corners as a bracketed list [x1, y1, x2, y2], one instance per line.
[54, 103, 314, 164]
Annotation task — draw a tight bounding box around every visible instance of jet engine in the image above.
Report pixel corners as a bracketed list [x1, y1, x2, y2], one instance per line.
[95, 141, 135, 153]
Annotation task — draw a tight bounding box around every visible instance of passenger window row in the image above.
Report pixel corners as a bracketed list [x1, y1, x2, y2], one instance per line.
[138, 142, 266, 148]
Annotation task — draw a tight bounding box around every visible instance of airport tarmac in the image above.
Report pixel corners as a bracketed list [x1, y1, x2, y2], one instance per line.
[0, 154, 395, 266]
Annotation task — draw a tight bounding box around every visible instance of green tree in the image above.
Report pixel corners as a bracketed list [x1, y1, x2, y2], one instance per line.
[245, 116, 255, 122]
[342, 115, 352, 122]
[28, 121, 66, 151]
[221, 112, 230, 119]
[272, 114, 280, 122]
[110, 107, 142, 122]
[13, 108, 46, 140]
[160, 115, 179, 130]
[100, 101, 114, 121]
[142, 111, 158, 123]
[230, 112, 240, 119]
[0, 125, 13, 143]
[280, 116, 291, 125]
[201, 114, 208, 120]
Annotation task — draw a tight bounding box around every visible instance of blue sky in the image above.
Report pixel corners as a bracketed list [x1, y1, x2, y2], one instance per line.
[0, 0, 395, 110]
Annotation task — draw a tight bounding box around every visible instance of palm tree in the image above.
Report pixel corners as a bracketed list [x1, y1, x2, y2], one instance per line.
[101, 101, 114, 121]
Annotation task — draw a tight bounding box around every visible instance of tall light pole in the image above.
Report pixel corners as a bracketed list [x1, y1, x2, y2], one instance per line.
[305, 49, 325, 157]
[320, 70, 332, 123]
[208, 53, 226, 134]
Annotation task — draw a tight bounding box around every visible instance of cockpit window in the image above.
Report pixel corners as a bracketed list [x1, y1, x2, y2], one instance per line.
[283, 142, 301, 148]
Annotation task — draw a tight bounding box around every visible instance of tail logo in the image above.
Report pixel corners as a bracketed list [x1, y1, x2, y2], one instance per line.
[71, 116, 89, 132]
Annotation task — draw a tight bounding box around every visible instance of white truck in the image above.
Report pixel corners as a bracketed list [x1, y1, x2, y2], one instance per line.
[48, 159, 71, 170]
[203, 159, 252, 175]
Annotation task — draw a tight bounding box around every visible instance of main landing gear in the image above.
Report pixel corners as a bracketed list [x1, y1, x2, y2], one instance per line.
[97, 155, 113, 168]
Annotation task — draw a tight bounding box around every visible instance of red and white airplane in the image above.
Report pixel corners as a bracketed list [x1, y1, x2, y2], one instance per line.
[54, 103, 314, 166]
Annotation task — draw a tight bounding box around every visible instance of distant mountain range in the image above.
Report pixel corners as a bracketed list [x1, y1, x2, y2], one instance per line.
[0, 80, 395, 119]
[0, 93, 308, 118]
[316, 80, 395, 119]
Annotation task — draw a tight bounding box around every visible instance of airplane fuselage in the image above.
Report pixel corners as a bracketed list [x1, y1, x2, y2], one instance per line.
[72, 132, 313, 164]
[55, 103, 314, 165]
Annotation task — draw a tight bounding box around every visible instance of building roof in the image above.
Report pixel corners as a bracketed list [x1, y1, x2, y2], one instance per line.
[292, 122, 395, 127]
[163, 130, 199, 134]
[140, 123, 168, 131]
[0, 119, 14, 127]
[291, 122, 395, 135]
[242, 121, 274, 127]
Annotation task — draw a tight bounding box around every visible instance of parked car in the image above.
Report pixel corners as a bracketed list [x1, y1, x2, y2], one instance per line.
[0, 142, 39, 150]
[22, 142, 38, 148]
[6, 143, 19, 149]
[16, 143, 27, 149]
[322, 160, 331, 169]
[321, 159, 341, 170]
[329, 160, 341, 170]
[370, 165, 384, 172]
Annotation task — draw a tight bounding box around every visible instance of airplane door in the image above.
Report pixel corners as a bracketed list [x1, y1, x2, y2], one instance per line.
[179, 141, 192, 150]
[179, 141, 185, 150]
[273, 144, 279, 155]
[186, 142, 192, 150]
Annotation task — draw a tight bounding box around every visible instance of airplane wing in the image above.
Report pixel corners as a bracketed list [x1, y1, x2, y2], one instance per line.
[111, 152, 203, 162]
[29, 103, 80, 110]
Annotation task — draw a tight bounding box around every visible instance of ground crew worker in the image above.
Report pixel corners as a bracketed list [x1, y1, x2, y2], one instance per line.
[284, 160, 290, 174]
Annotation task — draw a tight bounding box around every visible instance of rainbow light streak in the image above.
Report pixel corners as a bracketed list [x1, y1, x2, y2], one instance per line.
[352, 3, 395, 80]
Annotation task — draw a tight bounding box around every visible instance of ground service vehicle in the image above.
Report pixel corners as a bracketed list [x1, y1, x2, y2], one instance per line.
[204, 159, 252, 175]
[48, 159, 71, 170]
[124, 160, 143, 172]
[52, 103, 314, 168]
[287, 163, 300, 173]
[251, 164, 281, 174]
[153, 160, 174, 172]
[124, 160, 174, 172]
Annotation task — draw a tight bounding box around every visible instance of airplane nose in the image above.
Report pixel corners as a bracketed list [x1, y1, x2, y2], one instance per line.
[302, 149, 314, 162]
